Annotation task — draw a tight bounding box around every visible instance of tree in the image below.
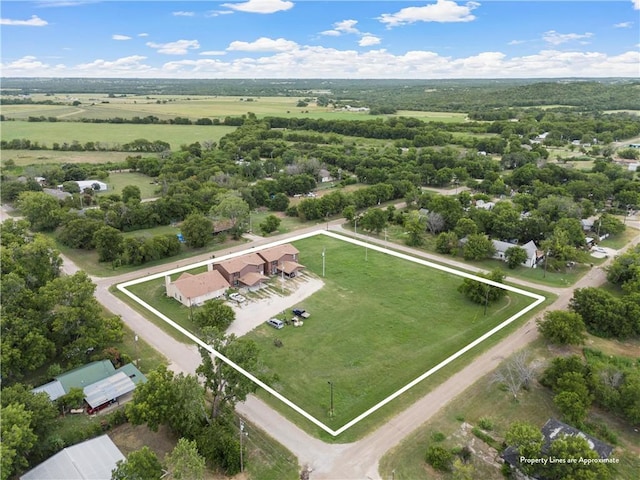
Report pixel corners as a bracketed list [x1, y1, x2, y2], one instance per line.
[181, 213, 212, 248]
[458, 268, 506, 306]
[361, 208, 388, 234]
[425, 445, 453, 471]
[269, 192, 289, 211]
[491, 351, 537, 400]
[404, 211, 426, 246]
[122, 185, 142, 203]
[435, 231, 459, 255]
[197, 332, 260, 420]
[58, 218, 103, 249]
[0, 403, 37, 480]
[462, 234, 495, 261]
[0, 384, 58, 444]
[570, 287, 637, 338]
[454, 217, 478, 238]
[111, 446, 163, 480]
[452, 458, 475, 480]
[212, 193, 250, 238]
[545, 435, 611, 480]
[426, 211, 445, 235]
[537, 311, 586, 345]
[504, 421, 543, 475]
[505, 246, 528, 269]
[554, 371, 593, 424]
[93, 226, 124, 262]
[17, 191, 62, 231]
[595, 213, 625, 236]
[192, 299, 235, 332]
[164, 438, 206, 480]
[259, 214, 281, 235]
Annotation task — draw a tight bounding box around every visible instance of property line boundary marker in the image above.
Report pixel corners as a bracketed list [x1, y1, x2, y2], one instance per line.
[118, 229, 545, 437]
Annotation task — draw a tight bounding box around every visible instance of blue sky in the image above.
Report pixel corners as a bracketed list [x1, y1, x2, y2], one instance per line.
[1, 0, 639, 78]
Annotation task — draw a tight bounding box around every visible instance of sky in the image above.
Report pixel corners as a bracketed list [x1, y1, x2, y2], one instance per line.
[1, 0, 639, 79]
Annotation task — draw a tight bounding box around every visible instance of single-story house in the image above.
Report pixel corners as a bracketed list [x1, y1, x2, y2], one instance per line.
[318, 168, 333, 183]
[31, 360, 146, 411]
[475, 199, 495, 210]
[165, 269, 230, 307]
[492, 239, 544, 268]
[20, 434, 125, 480]
[213, 252, 268, 289]
[60, 180, 108, 192]
[502, 418, 614, 479]
[257, 243, 304, 277]
[43, 188, 72, 201]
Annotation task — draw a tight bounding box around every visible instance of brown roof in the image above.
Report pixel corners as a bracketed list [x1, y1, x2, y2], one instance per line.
[257, 244, 299, 263]
[213, 218, 235, 233]
[281, 261, 304, 275]
[173, 270, 229, 299]
[238, 272, 268, 286]
[215, 252, 265, 274]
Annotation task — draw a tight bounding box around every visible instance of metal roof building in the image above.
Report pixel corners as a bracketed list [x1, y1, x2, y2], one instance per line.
[84, 371, 136, 409]
[21, 435, 124, 480]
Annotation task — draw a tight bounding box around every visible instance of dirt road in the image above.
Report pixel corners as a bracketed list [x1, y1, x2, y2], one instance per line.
[71, 223, 640, 479]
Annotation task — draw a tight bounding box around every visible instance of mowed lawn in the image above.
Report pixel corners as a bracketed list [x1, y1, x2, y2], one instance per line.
[245, 236, 535, 430]
[1, 121, 236, 150]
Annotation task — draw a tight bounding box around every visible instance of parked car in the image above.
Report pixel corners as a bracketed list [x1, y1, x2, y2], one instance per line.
[292, 308, 310, 319]
[266, 318, 284, 329]
[229, 292, 247, 303]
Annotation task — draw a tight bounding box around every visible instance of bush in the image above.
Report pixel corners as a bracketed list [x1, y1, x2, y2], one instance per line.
[431, 431, 446, 442]
[425, 445, 453, 471]
[478, 416, 494, 431]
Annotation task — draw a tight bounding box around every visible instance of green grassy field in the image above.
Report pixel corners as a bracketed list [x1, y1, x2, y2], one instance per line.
[1, 121, 236, 150]
[243, 236, 536, 432]
[103, 171, 159, 199]
[378, 339, 640, 480]
[0, 149, 132, 167]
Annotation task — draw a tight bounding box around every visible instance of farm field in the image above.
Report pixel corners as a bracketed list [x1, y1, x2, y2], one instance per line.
[0, 149, 131, 166]
[1, 121, 236, 150]
[242, 235, 538, 436]
[3, 94, 473, 122]
[103, 171, 160, 199]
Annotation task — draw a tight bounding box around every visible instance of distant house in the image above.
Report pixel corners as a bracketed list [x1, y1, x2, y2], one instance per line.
[475, 199, 495, 210]
[165, 268, 230, 307]
[257, 243, 304, 277]
[20, 434, 125, 480]
[31, 360, 146, 411]
[318, 168, 333, 183]
[213, 252, 268, 289]
[43, 188, 72, 201]
[502, 418, 614, 479]
[492, 240, 543, 268]
[65, 180, 108, 192]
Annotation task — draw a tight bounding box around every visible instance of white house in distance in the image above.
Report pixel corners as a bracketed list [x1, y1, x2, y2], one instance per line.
[69, 180, 109, 191]
[165, 267, 230, 307]
[492, 239, 543, 268]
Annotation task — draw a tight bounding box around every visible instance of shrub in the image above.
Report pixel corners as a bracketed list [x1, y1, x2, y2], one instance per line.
[431, 431, 446, 442]
[478, 416, 494, 431]
[425, 445, 453, 471]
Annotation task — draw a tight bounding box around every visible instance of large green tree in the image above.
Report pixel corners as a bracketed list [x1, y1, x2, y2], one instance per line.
[462, 234, 495, 261]
[164, 438, 206, 480]
[504, 421, 543, 475]
[181, 213, 212, 248]
[0, 404, 37, 480]
[537, 311, 586, 345]
[93, 226, 124, 262]
[111, 446, 163, 480]
[17, 191, 62, 231]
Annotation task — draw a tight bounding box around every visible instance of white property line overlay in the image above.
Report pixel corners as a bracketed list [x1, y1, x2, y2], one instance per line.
[118, 230, 545, 437]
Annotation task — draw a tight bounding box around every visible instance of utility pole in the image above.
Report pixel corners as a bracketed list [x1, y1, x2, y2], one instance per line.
[322, 248, 325, 277]
[134, 334, 139, 367]
[239, 419, 245, 473]
[328, 381, 334, 418]
[484, 284, 489, 316]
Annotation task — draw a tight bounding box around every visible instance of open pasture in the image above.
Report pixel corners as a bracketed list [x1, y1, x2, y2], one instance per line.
[1, 121, 236, 150]
[118, 231, 543, 438]
[0, 149, 131, 167]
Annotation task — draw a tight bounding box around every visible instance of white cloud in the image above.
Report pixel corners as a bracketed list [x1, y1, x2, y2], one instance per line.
[543, 30, 593, 45]
[4, 47, 639, 79]
[221, 0, 294, 14]
[112, 34, 131, 41]
[146, 39, 200, 55]
[173, 11, 195, 17]
[138, 33, 149, 37]
[35, 0, 98, 6]
[378, 0, 480, 27]
[227, 37, 298, 52]
[633, 0, 640, 10]
[508, 40, 526, 45]
[320, 29, 341, 37]
[359, 36, 381, 47]
[0, 15, 48, 26]
[206, 10, 234, 17]
[333, 19, 359, 34]
[200, 51, 227, 56]
[614, 22, 633, 28]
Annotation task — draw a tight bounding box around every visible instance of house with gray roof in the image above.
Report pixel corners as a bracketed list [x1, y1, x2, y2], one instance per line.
[21, 434, 124, 480]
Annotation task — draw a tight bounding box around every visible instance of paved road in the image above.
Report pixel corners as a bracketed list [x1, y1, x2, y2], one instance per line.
[59, 219, 640, 479]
